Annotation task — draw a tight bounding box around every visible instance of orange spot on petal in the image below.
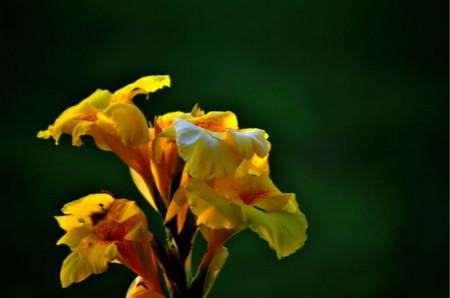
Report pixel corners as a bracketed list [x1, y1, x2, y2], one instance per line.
[238, 189, 269, 205]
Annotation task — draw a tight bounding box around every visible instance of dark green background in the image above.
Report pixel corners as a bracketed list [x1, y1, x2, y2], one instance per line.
[2, 1, 448, 297]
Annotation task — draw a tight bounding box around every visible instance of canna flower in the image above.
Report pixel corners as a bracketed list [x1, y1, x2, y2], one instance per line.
[38, 75, 170, 210]
[55, 193, 162, 294]
[154, 108, 271, 180]
[185, 174, 308, 258]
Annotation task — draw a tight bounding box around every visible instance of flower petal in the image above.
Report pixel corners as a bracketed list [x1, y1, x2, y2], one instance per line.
[227, 128, 269, 158]
[112, 75, 171, 103]
[130, 167, 157, 210]
[189, 111, 238, 132]
[54, 215, 90, 232]
[98, 103, 150, 147]
[186, 179, 245, 229]
[235, 145, 271, 177]
[60, 235, 118, 287]
[56, 227, 91, 249]
[244, 205, 308, 259]
[37, 89, 112, 144]
[173, 119, 241, 179]
[202, 246, 229, 298]
[60, 250, 91, 288]
[61, 193, 115, 216]
[84, 241, 118, 273]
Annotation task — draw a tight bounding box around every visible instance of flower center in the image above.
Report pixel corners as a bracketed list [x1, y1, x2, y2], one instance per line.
[93, 219, 118, 241]
[90, 202, 123, 242]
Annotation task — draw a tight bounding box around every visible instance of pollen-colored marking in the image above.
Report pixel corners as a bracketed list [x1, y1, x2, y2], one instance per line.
[192, 118, 226, 132]
[93, 219, 118, 242]
[238, 189, 270, 205]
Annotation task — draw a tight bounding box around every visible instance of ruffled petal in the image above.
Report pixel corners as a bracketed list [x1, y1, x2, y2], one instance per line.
[173, 119, 241, 179]
[244, 205, 308, 259]
[56, 227, 91, 249]
[112, 75, 171, 103]
[37, 89, 112, 144]
[235, 143, 271, 177]
[227, 128, 269, 158]
[59, 234, 118, 287]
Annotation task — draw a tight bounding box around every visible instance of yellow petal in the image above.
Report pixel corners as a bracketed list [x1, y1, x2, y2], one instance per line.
[235, 144, 271, 177]
[165, 187, 187, 223]
[54, 215, 90, 232]
[227, 128, 269, 158]
[98, 102, 150, 147]
[60, 237, 118, 288]
[155, 111, 188, 131]
[189, 174, 307, 258]
[202, 246, 229, 298]
[173, 119, 241, 179]
[112, 75, 171, 103]
[117, 200, 146, 223]
[186, 179, 244, 229]
[212, 174, 293, 212]
[56, 227, 91, 249]
[130, 167, 157, 210]
[189, 111, 238, 132]
[71, 121, 95, 147]
[60, 250, 91, 288]
[37, 89, 112, 144]
[83, 241, 118, 274]
[244, 205, 308, 259]
[61, 193, 115, 216]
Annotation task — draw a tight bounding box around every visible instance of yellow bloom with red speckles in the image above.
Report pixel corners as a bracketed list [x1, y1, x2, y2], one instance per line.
[55, 193, 162, 294]
[185, 174, 308, 258]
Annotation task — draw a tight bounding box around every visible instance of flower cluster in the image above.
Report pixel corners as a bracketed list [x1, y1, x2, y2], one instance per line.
[38, 75, 308, 297]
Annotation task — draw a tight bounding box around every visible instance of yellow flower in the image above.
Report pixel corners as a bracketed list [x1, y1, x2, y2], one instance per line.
[155, 109, 270, 179]
[38, 76, 170, 210]
[55, 193, 162, 294]
[185, 174, 308, 258]
[38, 75, 170, 147]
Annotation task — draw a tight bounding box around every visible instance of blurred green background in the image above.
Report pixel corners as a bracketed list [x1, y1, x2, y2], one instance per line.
[2, 1, 448, 297]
